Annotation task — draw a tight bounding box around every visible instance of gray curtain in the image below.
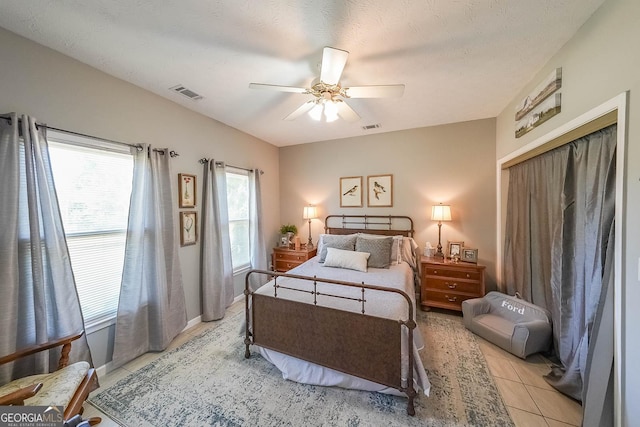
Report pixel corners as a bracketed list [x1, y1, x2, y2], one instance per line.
[112, 145, 187, 367]
[503, 125, 616, 412]
[0, 113, 92, 384]
[248, 169, 268, 291]
[200, 160, 234, 321]
[504, 147, 568, 306]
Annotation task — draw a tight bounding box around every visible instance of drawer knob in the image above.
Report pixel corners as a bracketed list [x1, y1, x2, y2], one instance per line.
[433, 270, 438, 274]
[466, 273, 470, 278]
[446, 296, 457, 302]
[447, 282, 457, 289]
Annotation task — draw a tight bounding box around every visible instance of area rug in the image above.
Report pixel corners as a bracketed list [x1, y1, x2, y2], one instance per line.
[90, 309, 514, 426]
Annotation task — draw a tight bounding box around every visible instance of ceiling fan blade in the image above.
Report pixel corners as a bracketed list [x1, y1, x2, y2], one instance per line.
[249, 83, 308, 94]
[284, 101, 316, 121]
[344, 85, 405, 98]
[320, 47, 349, 85]
[336, 101, 360, 122]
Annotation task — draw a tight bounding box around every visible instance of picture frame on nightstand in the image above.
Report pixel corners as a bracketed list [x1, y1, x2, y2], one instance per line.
[461, 248, 478, 264]
[447, 241, 464, 258]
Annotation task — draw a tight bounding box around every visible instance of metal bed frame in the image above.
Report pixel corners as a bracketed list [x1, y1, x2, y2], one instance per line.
[244, 215, 418, 415]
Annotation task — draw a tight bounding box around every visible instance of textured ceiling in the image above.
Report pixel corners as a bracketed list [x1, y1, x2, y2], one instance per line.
[0, 0, 605, 147]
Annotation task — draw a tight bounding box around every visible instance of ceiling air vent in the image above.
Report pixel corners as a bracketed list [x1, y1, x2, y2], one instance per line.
[362, 124, 381, 130]
[169, 84, 203, 101]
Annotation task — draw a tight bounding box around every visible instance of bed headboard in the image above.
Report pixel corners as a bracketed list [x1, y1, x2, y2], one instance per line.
[324, 215, 414, 237]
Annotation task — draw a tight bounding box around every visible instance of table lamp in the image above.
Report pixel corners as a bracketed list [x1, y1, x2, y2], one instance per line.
[303, 205, 318, 249]
[431, 203, 451, 258]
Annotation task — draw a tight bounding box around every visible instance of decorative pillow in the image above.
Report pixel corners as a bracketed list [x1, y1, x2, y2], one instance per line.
[357, 233, 404, 264]
[355, 236, 393, 268]
[323, 247, 370, 272]
[316, 234, 327, 257]
[318, 234, 357, 262]
[400, 236, 419, 266]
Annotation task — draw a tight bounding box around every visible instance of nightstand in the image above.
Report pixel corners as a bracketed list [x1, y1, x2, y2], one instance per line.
[272, 246, 317, 272]
[420, 256, 485, 312]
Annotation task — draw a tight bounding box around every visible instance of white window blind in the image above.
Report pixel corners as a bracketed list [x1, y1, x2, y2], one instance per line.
[48, 137, 133, 326]
[226, 169, 250, 271]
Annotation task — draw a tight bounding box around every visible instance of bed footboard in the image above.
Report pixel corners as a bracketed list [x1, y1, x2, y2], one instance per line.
[244, 269, 417, 416]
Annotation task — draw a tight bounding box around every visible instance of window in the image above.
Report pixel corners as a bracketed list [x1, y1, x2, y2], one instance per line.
[226, 169, 250, 271]
[48, 134, 133, 327]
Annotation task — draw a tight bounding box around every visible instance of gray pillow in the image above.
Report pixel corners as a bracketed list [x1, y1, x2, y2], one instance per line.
[319, 234, 357, 262]
[355, 236, 393, 268]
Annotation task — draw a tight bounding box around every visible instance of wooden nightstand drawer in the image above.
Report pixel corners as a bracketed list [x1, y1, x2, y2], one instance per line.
[275, 252, 308, 262]
[424, 290, 477, 311]
[272, 246, 317, 272]
[426, 277, 481, 294]
[275, 259, 304, 271]
[425, 266, 482, 281]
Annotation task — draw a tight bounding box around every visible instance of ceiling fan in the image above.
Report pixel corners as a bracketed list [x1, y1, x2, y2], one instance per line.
[249, 47, 405, 122]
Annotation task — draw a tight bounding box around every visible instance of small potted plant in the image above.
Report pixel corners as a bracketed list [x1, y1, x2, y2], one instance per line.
[279, 224, 298, 247]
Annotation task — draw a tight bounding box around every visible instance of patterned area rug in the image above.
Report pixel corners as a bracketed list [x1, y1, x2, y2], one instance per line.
[90, 309, 513, 426]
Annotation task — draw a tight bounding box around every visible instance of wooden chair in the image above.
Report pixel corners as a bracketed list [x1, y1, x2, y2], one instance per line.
[0, 332, 101, 425]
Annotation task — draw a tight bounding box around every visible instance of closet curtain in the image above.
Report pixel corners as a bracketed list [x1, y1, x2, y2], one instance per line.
[248, 169, 268, 291]
[0, 113, 93, 384]
[503, 125, 616, 422]
[200, 160, 234, 321]
[112, 145, 187, 367]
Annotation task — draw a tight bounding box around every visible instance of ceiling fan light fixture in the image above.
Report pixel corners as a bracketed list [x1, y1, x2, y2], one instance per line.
[250, 47, 404, 124]
[324, 101, 339, 122]
[309, 103, 323, 121]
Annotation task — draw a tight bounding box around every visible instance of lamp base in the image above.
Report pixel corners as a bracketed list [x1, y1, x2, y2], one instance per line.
[435, 222, 444, 258]
[307, 219, 314, 249]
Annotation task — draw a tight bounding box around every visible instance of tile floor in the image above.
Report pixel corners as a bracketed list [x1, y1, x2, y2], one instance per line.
[477, 338, 582, 426]
[83, 302, 582, 426]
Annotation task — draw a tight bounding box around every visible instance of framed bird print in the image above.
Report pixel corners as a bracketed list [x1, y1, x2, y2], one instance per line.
[340, 176, 363, 207]
[367, 174, 393, 207]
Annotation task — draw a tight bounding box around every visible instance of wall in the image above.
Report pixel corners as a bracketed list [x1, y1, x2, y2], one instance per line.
[0, 28, 280, 368]
[279, 119, 497, 287]
[495, 0, 639, 424]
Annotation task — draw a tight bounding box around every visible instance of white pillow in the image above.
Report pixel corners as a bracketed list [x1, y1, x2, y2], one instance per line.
[323, 247, 370, 272]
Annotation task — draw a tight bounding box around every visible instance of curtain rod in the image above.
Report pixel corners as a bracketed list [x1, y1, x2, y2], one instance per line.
[0, 115, 179, 157]
[199, 157, 263, 174]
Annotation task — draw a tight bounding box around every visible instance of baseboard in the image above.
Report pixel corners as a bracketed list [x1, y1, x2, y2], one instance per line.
[182, 315, 202, 332]
[233, 294, 244, 305]
[96, 361, 114, 379]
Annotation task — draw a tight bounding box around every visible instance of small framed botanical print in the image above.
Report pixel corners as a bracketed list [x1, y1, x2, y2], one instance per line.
[180, 211, 197, 246]
[179, 173, 196, 208]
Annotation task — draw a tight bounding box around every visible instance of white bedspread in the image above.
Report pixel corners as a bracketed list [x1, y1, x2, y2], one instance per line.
[252, 256, 431, 397]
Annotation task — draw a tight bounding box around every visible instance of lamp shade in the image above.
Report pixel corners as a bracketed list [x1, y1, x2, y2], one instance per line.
[303, 206, 318, 220]
[431, 204, 451, 221]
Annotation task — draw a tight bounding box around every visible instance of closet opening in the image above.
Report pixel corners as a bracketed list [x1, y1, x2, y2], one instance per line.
[496, 92, 627, 426]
